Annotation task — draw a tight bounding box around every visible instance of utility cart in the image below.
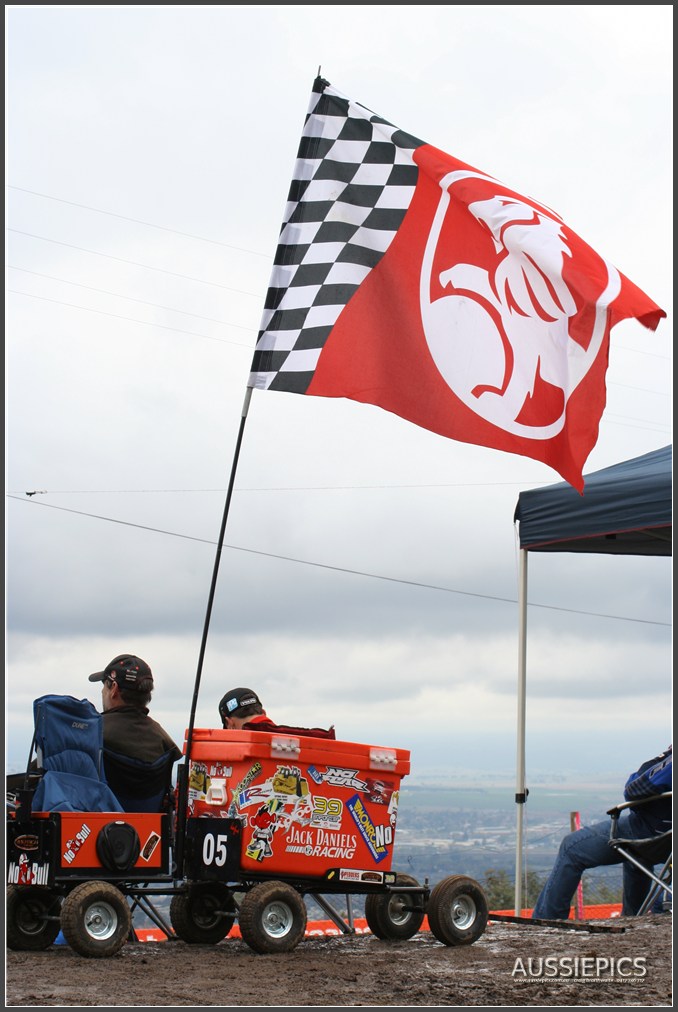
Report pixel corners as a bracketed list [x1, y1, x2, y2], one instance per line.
[7, 720, 489, 957]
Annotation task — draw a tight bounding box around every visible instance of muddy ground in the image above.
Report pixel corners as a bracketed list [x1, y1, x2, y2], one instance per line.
[5, 914, 672, 1007]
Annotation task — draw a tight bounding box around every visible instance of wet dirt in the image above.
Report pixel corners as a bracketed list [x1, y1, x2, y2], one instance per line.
[5, 914, 672, 1007]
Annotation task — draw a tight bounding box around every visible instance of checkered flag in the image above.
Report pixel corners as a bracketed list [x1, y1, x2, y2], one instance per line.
[249, 76, 423, 393]
[247, 76, 664, 491]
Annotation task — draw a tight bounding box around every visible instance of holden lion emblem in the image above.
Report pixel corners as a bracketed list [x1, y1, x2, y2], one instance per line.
[420, 171, 620, 438]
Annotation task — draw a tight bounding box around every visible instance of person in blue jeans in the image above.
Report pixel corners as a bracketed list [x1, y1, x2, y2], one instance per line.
[532, 746, 672, 919]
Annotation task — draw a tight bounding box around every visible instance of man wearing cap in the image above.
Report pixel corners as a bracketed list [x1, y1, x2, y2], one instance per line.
[219, 688, 335, 740]
[89, 654, 182, 764]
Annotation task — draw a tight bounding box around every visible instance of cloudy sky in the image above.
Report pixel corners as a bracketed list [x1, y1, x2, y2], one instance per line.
[5, 6, 672, 802]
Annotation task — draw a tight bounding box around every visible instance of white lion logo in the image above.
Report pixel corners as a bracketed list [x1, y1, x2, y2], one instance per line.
[420, 171, 620, 438]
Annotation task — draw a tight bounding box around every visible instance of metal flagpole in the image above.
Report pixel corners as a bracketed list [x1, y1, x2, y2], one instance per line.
[514, 547, 528, 914]
[174, 385, 253, 875]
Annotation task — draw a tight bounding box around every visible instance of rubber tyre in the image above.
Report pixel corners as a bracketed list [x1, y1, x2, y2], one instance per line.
[169, 883, 237, 944]
[238, 880, 307, 954]
[364, 873, 424, 940]
[6, 886, 63, 950]
[426, 875, 488, 946]
[60, 881, 132, 958]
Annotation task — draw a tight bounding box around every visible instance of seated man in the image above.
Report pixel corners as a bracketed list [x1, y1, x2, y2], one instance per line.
[89, 654, 182, 764]
[89, 654, 183, 810]
[218, 687, 335, 740]
[8, 656, 182, 814]
[532, 745, 672, 919]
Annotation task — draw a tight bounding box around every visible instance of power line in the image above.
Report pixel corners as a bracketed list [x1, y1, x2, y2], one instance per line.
[600, 416, 669, 434]
[7, 290, 254, 347]
[7, 184, 273, 259]
[7, 480, 554, 495]
[6, 495, 670, 627]
[612, 381, 670, 397]
[7, 266, 245, 327]
[7, 228, 264, 296]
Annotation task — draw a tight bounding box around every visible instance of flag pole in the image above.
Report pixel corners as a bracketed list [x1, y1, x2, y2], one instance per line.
[514, 547, 528, 914]
[174, 384, 253, 874]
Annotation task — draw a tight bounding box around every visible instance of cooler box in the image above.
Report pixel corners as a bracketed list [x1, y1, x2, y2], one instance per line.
[183, 729, 410, 879]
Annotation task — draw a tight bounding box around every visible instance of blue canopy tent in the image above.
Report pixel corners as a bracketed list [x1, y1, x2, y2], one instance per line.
[511, 444, 672, 911]
[515, 444, 672, 556]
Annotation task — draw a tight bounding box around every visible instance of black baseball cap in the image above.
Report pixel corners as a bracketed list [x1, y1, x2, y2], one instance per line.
[219, 687, 260, 721]
[89, 654, 154, 689]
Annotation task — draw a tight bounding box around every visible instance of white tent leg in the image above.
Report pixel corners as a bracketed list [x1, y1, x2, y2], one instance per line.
[514, 548, 528, 914]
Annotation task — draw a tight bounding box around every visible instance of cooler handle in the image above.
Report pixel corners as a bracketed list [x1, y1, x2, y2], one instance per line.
[369, 748, 397, 769]
[270, 736, 301, 759]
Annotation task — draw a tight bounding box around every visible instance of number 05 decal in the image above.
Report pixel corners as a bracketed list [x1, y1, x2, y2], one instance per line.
[187, 819, 241, 881]
[202, 832, 229, 867]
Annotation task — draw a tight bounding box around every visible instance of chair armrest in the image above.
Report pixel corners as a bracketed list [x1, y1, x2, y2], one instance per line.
[606, 791, 672, 817]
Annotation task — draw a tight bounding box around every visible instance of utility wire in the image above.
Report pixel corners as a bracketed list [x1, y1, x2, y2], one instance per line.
[7, 184, 273, 258]
[7, 228, 264, 296]
[6, 266, 244, 327]
[6, 495, 670, 627]
[7, 290, 253, 347]
[8, 480, 554, 494]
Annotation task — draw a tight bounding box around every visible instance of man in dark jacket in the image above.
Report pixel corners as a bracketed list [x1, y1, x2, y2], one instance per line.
[89, 654, 182, 764]
[218, 687, 335, 740]
[532, 745, 672, 919]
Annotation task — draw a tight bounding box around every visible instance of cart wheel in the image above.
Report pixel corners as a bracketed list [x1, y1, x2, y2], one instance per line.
[426, 875, 488, 946]
[6, 885, 63, 950]
[170, 883, 237, 944]
[60, 881, 131, 958]
[238, 880, 307, 954]
[364, 872, 425, 940]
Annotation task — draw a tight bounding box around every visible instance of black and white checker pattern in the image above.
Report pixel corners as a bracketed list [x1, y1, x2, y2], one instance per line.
[249, 77, 423, 393]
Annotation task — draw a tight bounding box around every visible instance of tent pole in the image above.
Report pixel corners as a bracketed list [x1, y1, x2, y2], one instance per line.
[514, 547, 528, 914]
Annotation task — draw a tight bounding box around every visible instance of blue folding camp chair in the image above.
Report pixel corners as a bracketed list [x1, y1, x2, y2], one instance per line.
[28, 694, 123, 813]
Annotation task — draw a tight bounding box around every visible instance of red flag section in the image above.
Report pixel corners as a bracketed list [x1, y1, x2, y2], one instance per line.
[250, 77, 665, 491]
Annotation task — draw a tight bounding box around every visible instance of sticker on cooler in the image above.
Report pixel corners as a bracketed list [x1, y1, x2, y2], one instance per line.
[345, 794, 392, 862]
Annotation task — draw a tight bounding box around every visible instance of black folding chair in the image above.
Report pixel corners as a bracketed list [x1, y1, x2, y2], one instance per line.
[101, 748, 180, 941]
[102, 748, 177, 814]
[607, 792, 672, 915]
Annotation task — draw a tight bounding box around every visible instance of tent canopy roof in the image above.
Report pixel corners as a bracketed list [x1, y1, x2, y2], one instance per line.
[514, 445, 672, 555]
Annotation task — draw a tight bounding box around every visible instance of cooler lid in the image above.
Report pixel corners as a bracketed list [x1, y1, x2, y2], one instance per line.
[186, 728, 410, 775]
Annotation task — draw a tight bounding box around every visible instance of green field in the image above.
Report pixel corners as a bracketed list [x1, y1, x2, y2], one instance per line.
[399, 781, 616, 818]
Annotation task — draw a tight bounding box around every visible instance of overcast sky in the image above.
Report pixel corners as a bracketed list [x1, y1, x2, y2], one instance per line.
[5, 7, 672, 803]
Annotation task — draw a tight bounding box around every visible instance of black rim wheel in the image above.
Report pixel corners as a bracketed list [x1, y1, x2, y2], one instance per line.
[364, 873, 425, 940]
[6, 886, 63, 951]
[427, 875, 488, 946]
[170, 883, 237, 944]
